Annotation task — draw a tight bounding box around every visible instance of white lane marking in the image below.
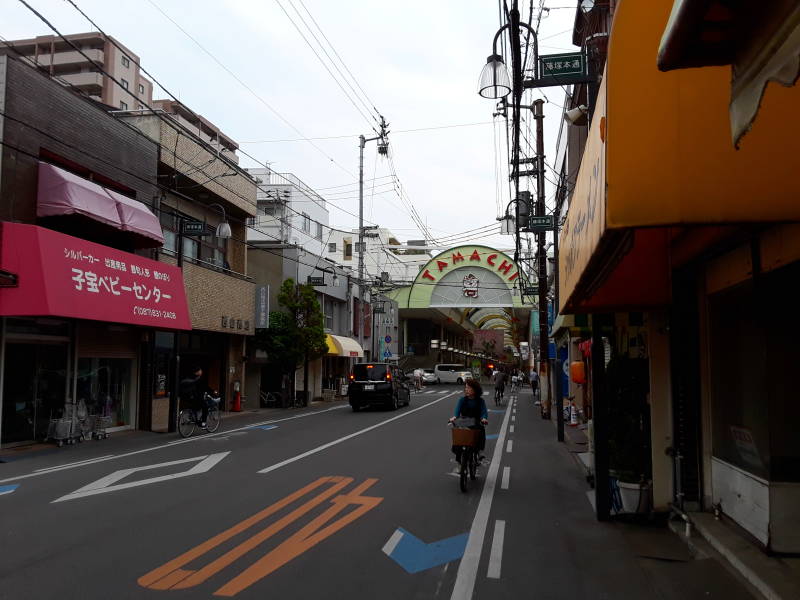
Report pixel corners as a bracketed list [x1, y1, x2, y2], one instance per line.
[259, 393, 459, 475]
[34, 455, 115, 472]
[506, 440, 513, 453]
[53, 452, 230, 503]
[0, 405, 346, 485]
[425, 390, 435, 395]
[486, 520, 506, 579]
[382, 529, 405, 556]
[501, 466, 510, 490]
[450, 401, 512, 600]
[510, 425, 515, 434]
[511, 415, 516, 423]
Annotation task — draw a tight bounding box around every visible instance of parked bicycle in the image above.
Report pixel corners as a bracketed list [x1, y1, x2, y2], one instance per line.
[449, 417, 481, 493]
[178, 391, 221, 438]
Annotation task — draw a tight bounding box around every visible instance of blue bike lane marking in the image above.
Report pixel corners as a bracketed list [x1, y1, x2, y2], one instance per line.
[250, 425, 279, 431]
[0, 484, 20, 496]
[382, 527, 469, 573]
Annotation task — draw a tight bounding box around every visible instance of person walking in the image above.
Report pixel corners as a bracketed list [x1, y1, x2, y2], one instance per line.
[529, 369, 540, 404]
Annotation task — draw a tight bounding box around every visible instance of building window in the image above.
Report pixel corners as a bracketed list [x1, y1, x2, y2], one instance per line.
[316, 222, 323, 240]
[119, 101, 128, 110]
[302, 213, 311, 233]
[138, 83, 145, 95]
[137, 104, 144, 110]
[344, 242, 353, 260]
[121, 55, 130, 68]
[121, 78, 129, 89]
[328, 242, 336, 253]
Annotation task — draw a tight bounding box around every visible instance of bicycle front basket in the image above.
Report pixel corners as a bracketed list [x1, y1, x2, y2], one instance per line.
[451, 428, 480, 447]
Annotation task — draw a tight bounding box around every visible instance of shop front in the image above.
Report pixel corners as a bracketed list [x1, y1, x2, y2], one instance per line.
[557, 0, 800, 546]
[0, 222, 190, 446]
[323, 334, 364, 397]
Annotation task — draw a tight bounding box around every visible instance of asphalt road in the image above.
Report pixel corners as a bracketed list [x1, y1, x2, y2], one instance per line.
[0, 383, 755, 600]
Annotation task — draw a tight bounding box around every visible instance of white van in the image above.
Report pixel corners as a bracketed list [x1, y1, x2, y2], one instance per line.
[433, 364, 472, 384]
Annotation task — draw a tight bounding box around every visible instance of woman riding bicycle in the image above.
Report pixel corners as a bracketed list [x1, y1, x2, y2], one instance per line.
[449, 378, 488, 463]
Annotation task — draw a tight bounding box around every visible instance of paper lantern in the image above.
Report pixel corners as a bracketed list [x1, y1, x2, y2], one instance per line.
[570, 361, 587, 384]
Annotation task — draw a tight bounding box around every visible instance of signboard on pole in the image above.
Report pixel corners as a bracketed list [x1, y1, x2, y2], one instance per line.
[539, 52, 587, 84]
[255, 285, 269, 329]
[527, 215, 554, 232]
[181, 220, 207, 235]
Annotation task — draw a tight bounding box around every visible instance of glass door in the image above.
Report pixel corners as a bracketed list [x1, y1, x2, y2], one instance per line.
[2, 343, 69, 444]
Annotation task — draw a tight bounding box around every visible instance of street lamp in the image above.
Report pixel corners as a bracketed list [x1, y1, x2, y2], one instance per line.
[206, 202, 232, 239]
[478, 54, 512, 99]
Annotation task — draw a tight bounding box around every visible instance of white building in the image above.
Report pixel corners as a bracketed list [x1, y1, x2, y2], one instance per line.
[246, 168, 330, 257]
[326, 228, 430, 286]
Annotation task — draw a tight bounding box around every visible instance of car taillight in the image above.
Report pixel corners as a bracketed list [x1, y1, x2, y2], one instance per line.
[349, 374, 354, 381]
[386, 372, 392, 381]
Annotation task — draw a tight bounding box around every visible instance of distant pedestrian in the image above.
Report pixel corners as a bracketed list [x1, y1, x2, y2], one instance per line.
[529, 370, 540, 403]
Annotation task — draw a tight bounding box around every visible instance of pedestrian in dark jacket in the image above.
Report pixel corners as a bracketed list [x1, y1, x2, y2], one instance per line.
[449, 378, 489, 462]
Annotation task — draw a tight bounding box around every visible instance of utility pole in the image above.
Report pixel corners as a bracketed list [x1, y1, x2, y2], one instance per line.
[533, 98, 549, 415]
[358, 116, 389, 358]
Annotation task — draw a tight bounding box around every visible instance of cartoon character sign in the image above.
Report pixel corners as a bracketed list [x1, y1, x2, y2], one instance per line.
[462, 273, 479, 298]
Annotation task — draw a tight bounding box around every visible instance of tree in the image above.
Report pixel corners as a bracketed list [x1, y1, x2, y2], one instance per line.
[254, 278, 328, 405]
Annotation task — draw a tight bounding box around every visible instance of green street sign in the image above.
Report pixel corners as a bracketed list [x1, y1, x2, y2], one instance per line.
[524, 52, 592, 88]
[523, 286, 539, 296]
[181, 220, 207, 235]
[526, 215, 554, 232]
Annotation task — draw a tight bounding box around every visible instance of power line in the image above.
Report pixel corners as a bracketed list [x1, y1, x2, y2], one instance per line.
[275, 0, 376, 128]
[142, 0, 357, 178]
[239, 120, 495, 143]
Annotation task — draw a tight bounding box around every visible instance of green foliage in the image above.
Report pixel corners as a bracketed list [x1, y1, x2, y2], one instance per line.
[254, 278, 328, 372]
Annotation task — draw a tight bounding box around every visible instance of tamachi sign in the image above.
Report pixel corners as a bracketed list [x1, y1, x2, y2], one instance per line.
[0, 222, 191, 330]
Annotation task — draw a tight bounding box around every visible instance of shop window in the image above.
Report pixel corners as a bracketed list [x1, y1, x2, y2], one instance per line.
[76, 357, 133, 428]
[709, 260, 800, 482]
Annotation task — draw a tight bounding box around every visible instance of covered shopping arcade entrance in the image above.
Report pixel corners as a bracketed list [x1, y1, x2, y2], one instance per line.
[386, 245, 534, 377]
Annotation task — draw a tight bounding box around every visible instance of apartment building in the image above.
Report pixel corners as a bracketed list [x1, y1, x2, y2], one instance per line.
[327, 228, 428, 285]
[247, 168, 330, 257]
[4, 32, 153, 110]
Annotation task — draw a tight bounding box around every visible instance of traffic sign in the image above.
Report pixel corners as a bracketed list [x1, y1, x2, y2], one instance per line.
[383, 350, 391, 358]
[385, 335, 392, 343]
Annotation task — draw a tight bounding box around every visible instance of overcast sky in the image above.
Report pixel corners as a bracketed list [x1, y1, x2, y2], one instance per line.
[4, 0, 578, 251]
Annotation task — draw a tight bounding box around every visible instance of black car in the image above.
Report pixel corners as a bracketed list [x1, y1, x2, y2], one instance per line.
[348, 363, 411, 411]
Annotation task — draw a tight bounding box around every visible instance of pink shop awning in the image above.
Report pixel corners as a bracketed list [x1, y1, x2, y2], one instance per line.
[37, 162, 164, 246]
[0, 222, 190, 330]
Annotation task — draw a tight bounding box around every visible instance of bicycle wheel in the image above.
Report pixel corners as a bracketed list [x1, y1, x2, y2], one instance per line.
[459, 450, 469, 493]
[177, 410, 195, 438]
[205, 408, 221, 433]
[469, 450, 477, 481]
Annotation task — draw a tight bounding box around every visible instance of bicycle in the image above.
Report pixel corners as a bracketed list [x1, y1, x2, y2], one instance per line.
[260, 390, 283, 408]
[494, 383, 505, 406]
[449, 417, 482, 493]
[178, 392, 221, 438]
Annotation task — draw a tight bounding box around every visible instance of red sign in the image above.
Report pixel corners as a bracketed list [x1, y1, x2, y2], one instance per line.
[0, 222, 191, 330]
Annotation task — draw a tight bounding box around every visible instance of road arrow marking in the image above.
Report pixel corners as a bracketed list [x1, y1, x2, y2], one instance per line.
[0, 484, 19, 496]
[53, 452, 230, 502]
[382, 528, 468, 574]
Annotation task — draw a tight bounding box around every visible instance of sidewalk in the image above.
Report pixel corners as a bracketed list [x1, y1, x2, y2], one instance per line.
[514, 388, 759, 600]
[0, 399, 348, 465]
[540, 396, 800, 600]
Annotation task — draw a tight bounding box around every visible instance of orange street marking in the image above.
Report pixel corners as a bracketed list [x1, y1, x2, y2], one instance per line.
[138, 476, 382, 597]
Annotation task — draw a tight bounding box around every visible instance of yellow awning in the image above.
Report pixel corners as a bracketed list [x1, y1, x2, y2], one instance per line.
[326, 334, 364, 358]
[325, 334, 339, 355]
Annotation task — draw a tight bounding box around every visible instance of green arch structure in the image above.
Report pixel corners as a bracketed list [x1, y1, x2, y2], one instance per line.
[387, 245, 528, 309]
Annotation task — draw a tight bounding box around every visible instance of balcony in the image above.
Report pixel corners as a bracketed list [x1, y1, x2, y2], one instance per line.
[33, 48, 104, 69]
[60, 71, 103, 92]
